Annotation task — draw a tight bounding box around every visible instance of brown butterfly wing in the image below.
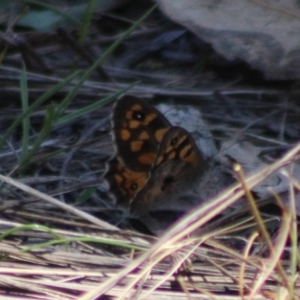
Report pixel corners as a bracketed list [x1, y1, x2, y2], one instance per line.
[104, 157, 148, 208]
[153, 126, 207, 171]
[130, 127, 208, 217]
[104, 96, 171, 208]
[111, 95, 171, 172]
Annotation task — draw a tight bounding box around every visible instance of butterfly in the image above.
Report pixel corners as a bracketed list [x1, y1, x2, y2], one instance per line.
[103, 95, 232, 233]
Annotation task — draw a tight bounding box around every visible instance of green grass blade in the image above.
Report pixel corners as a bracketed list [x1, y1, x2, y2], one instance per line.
[80, 3, 158, 82]
[55, 81, 138, 125]
[22, 104, 55, 167]
[0, 71, 79, 150]
[22, 236, 146, 252]
[0, 224, 63, 241]
[79, 0, 97, 44]
[54, 3, 158, 117]
[75, 187, 97, 205]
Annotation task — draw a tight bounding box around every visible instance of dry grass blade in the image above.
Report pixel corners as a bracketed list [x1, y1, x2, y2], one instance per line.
[81, 142, 300, 298]
[0, 174, 118, 230]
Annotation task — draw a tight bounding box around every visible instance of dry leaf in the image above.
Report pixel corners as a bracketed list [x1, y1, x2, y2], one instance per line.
[157, 0, 300, 79]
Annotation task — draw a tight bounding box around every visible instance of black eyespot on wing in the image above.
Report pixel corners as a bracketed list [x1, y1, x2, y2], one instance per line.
[133, 111, 145, 120]
[161, 176, 174, 191]
[130, 183, 138, 191]
[170, 137, 178, 146]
